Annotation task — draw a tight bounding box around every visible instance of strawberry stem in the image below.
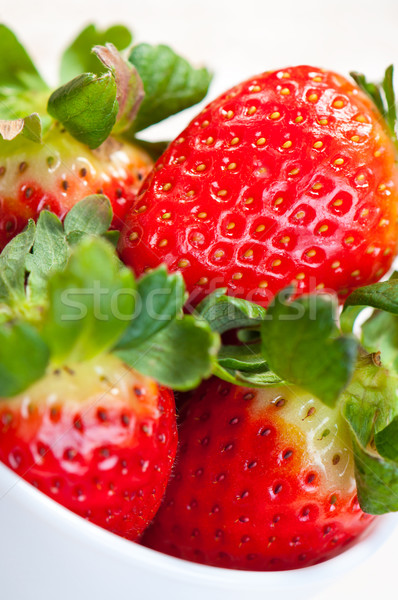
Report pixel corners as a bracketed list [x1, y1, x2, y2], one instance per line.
[350, 66, 398, 151]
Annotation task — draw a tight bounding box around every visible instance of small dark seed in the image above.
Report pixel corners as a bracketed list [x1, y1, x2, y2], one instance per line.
[229, 417, 239, 425]
[73, 417, 83, 431]
[79, 167, 87, 177]
[274, 483, 283, 494]
[261, 427, 271, 436]
[24, 187, 33, 199]
[304, 406, 316, 419]
[121, 414, 130, 426]
[275, 398, 286, 408]
[1, 412, 13, 427]
[239, 515, 249, 523]
[291, 535, 300, 545]
[319, 428, 330, 440]
[50, 407, 60, 421]
[283, 449, 293, 460]
[134, 387, 143, 397]
[272, 514, 280, 524]
[298, 553, 307, 562]
[38, 444, 47, 457]
[306, 472, 316, 484]
[97, 409, 107, 422]
[65, 448, 77, 460]
[332, 454, 340, 465]
[19, 161, 27, 173]
[116, 188, 123, 198]
[61, 180, 69, 191]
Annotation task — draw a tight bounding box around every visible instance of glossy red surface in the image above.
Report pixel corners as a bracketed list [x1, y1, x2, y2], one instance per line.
[0, 359, 177, 541]
[143, 378, 374, 570]
[120, 66, 398, 306]
[0, 133, 153, 250]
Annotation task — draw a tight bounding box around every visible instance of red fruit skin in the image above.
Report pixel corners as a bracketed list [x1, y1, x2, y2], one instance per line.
[119, 65, 398, 307]
[0, 358, 177, 541]
[0, 132, 153, 251]
[142, 378, 375, 571]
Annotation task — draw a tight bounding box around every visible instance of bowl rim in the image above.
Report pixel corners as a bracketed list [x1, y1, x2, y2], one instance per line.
[1, 460, 397, 591]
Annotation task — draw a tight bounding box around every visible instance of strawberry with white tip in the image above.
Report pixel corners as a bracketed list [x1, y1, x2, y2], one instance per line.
[0, 196, 218, 540]
[143, 285, 398, 568]
[0, 24, 211, 250]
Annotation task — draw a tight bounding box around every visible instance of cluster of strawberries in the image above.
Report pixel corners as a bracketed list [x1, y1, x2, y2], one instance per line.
[1, 24, 398, 572]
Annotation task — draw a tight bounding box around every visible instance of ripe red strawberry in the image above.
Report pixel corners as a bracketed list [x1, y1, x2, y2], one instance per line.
[119, 65, 398, 306]
[0, 356, 177, 541]
[0, 198, 217, 540]
[0, 25, 211, 251]
[0, 133, 152, 250]
[142, 377, 374, 569]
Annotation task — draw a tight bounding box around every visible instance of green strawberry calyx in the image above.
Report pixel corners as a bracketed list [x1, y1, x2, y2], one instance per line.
[0, 195, 219, 397]
[0, 24, 212, 151]
[350, 66, 398, 151]
[195, 279, 398, 516]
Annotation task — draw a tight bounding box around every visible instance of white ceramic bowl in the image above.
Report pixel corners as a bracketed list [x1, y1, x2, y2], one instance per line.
[0, 461, 397, 600]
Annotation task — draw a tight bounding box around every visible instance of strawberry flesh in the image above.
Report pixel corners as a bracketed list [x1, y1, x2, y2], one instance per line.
[120, 66, 398, 306]
[0, 355, 177, 541]
[0, 130, 153, 250]
[142, 378, 375, 570]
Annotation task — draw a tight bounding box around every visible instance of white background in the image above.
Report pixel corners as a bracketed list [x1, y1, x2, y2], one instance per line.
[1, 0, 398, 598]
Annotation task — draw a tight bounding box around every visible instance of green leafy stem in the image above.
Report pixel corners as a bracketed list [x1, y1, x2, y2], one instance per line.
[0, 23, 212, 150]
[0, 196, 219, 396]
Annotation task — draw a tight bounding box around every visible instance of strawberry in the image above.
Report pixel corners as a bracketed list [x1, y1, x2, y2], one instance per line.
[143, 286, 398, 569]
[0, 24, 211, 250]
[0, 196, 218, 540]
[0, 132, 152, 250]
[119, 65, 398, 307]
[0, 355, 177, 541]
[142, 377, 374, 570]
